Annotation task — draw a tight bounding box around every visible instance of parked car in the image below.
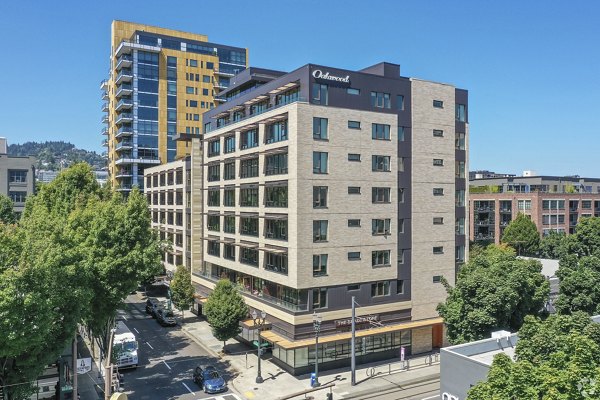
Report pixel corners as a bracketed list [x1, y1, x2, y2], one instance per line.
[145, 297, 161, 317]
[193, 365, 227, 394]
[156, 308, 177, 327]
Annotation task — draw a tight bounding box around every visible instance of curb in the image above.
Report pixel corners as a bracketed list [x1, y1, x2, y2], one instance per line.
[335, 372, 440, 399]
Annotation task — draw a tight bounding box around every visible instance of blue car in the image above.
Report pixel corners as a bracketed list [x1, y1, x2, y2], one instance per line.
[193, 365, 227, 394]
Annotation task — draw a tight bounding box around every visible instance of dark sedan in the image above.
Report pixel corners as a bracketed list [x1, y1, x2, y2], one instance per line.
[156, 308, 177, 327]
[193, 365, 227, 394]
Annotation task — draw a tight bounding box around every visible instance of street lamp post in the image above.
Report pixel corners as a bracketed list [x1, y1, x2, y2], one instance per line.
[166, 270, 174, 311]
[252, 309, 267, 384]
[312, 312, 322, 387]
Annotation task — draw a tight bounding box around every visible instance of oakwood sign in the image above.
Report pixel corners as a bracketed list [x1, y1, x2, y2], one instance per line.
[312, 69, 351, 84]
[335, 315, 379, 328]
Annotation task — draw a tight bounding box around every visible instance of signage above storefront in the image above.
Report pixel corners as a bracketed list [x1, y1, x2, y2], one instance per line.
[335, 314, 379, 328]
[312, 69, 351, 86]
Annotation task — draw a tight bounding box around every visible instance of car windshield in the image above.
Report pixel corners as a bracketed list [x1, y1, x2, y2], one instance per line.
[115, 341, 137, 353]
[165, 311, 174, 318]
[204, 370, 219, 379]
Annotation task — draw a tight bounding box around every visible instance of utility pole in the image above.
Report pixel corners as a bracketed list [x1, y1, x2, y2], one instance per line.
[351, 296, 356, 386]
[72, 332, 78, 399]
[104, 328, 116, 400]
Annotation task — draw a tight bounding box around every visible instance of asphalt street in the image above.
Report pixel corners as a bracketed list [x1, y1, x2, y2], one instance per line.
[117, 295, 242, 400]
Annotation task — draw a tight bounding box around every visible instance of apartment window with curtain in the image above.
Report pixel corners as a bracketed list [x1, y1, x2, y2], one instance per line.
[312, 83, 328, 105]
[371, 281, 390, 297]
[372, 155, 391, 172]
[313, 254, 328, 277]
[313, 117, 328, 140]
[371, 92, 391, 108]
[456, 104, 466, 122]
[455, 161, 465, 178]
[313, 152, 328, 174]
[313, 186, 328, 208]
[456, 132, 466, 150]
[372, 250, 391, 267]
[265, 185, 288, 207]
[372, 187, 391, 203]
[372, 219, 391, 235]
[372, 123, 391, 140]
[313, 220, 328, 242]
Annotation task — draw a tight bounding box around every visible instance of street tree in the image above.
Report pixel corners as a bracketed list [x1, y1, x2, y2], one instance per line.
[170, 265, 195, 322]
[501, 212, 540, 256]
[204, 279, 248, 351]
[0, 194, 16, 224]
[538, 230, 566, 259]
[437, 244, 549, 344]
[468, 313, 600, 399]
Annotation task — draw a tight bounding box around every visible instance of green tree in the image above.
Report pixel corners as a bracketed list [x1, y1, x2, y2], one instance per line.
[437, 245, 549, 344]
[204, 279, 248, 351]
[501, 212, 541, 256]
[170, 265, 195, 322]
[468, 313, 600, 399]
[539, 230, 567, 259]
[0, 194, 16, 225]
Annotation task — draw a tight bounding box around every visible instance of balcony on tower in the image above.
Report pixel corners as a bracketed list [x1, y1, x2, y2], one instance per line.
[101, 127, 109, 136]
[100, 79, 108, 91]
[101, 114, 109, 124]
[101, 102, 109, 112]
[115, 125, 133, 138]
[116, 54, 133, 70]
[116, 68, 133, 84]
[115, 112, 133, 125]
[116, 83, 133, 98]
[115, 139, 133, 152]
[115, 98, 133, 111]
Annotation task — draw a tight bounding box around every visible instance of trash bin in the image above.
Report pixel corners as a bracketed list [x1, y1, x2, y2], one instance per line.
[310, 372, 316, 387]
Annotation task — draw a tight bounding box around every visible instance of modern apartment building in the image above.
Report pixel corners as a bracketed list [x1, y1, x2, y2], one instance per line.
[144, 157, 192, 271]
[470, 175, 600, 243]
[102, 21, 247, 191]
[0, 138, 36, 218]
[190, 62, 469, 374]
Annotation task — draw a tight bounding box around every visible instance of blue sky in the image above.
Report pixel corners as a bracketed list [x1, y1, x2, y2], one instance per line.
[0, 1, 598, 176]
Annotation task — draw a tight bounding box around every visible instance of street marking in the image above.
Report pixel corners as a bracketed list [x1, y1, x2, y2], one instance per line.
[133, 328, 140, 334]
[162, 360, 171, 370]
[145, 341, 154, 350]
[122, 315, 127, 321]
[421, 396, 440, 400]
[182, 382, 194, 394]
[244, 391, 255, 398]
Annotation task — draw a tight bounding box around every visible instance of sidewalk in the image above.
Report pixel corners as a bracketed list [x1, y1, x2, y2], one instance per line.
[77, 334, 103, 400]
[180, 317, 440, 400]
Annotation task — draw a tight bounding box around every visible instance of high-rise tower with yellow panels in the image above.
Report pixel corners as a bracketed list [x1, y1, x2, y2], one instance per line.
[101, 21, 248, 191]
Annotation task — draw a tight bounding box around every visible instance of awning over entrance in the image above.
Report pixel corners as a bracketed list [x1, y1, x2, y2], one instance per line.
[260, 317, 444, 350]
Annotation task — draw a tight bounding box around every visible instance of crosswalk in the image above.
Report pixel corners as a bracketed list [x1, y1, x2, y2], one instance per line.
[117, 302, 148, 320]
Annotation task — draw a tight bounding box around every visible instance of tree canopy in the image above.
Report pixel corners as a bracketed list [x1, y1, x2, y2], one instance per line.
[539, 230, 567, 259]
[501, 212, 541, 256]
[204, 279, 248, 350]
[437, 244, 549, 344]
[0, 194, 16, 225]
[0, 163, 161, 399]
[170, 265, 195, 321]
[468, 313, 600, 399]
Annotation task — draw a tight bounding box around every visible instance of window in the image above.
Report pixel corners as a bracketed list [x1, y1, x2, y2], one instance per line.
[371, 92, 391, 108]
[223, 188, 235, 207]
[8, 170, 27, 183]
[397, 280, 405, 294]
[433, 276, 442, 283]
[207, 164, 220, 182]
[433, 159, 444, 166]
[265, 219, 288, 240]
[206, 62, 214, 69]
[8, 191, 27, 203]
[433, 100, 444, 108]
[313, 152, 328, 174]
[240, 217, 259, 236]
[456, 104, 466, 122]
[313, 186, 328, 208]
[312, 83, 328, 105]
[398, 219, 405, 233]
[203, 88, 209, 96]
[224, 162, 235, 180]
[265, 252, 288, 275]
[456, 245, 465, 262]
[224, 136, 235, 153]
[399, 188, 405, 203]
[207, 215, 220, 231]
[348, 186, 361, 195]
[456, 161, 465, 178]
[372, 187, 391, 203]
[433, 217, 444, 225]
[240, 247, 258, 266]
[224, 244, 235, 261]
[372, 124, 391, 140]
[372, 250, 391, 267]
[372, 155, 391, 172]
[224, 216, 236, 233]
[518, 199, 532, 210]
[371, 281, 390, 297]
[207, 240, 220, 257]
[347, 284, 360, 291]
[313, 220, 328, 242]
[265, 153, 288, 175]
[399, 249, 405, 264]
[266, 121, 288, 143]
[433, 188, 444, 196]
[241, 129, 258, 149]
[456, 132, 466, 150]
[372, 219, 391, 235]
[456, 218, 465, 235]
[313, 254, 328, 277]
[312, 288, 327, 309]
[542, 200, 565, 210]
[207, 189, 220, 206]
[208, 139, 220, 157]
[240, 187, 259, 207]
[202, 75, 211, 83]
[189, 59, 198, 67]
[397, 95, 405, 110]
[166, 56, 177, 67]
[433, 246, 444, 255]
[582, 200, 592, 209]
[189, 100, 198, 108]
[186, 86, 194, 94]
[313, 117, 328, 140]
[240, 158, 259, 178]
[347, 88, 360, 95]
[348, 219, 361, 227]
[265, 185, 288, 207]
[348, 120, 361, 129]
[456, 190, 465, 207]
[348, 252, 361, 261]
[433, 129, 444, 137]
[348, 153, 361, 162]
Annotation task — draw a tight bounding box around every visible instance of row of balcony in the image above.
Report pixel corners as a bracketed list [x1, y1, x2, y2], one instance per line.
[116, 69, 133, 84]
[116, 55, 132, 70]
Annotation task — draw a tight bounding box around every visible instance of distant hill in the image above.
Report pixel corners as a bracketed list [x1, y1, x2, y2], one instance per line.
[7, 141, 105, 171]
